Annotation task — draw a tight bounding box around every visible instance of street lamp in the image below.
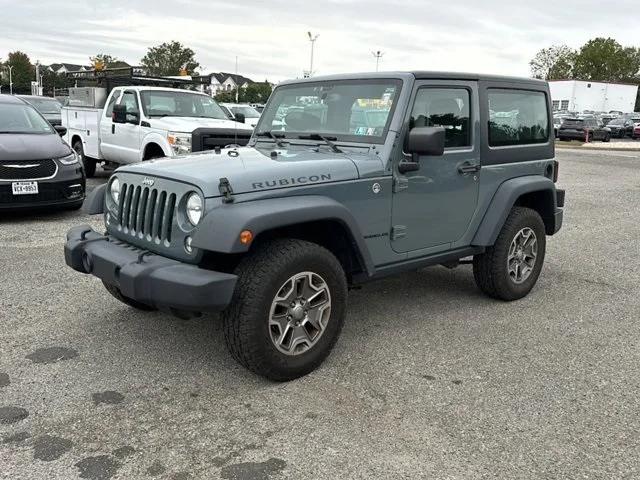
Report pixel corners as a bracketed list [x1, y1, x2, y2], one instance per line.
[372, 51, 384, 72]
[8, 65, 14, 95]
[307, 31, 319, 77]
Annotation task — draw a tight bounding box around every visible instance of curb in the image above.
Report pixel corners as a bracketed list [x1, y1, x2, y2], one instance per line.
[555, 142, 640, 152]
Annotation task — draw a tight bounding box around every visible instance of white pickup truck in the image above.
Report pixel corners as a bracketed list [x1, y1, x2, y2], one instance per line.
[62, 86, 253, 177]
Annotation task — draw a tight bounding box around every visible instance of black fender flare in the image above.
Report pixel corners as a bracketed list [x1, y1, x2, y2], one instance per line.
[191, 195, 376, 276]
[472, 176, 559, 246]
[82, 183, 106, 215]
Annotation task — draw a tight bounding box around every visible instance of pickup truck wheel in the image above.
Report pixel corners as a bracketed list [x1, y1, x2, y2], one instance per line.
[473, 207, 546, 301]
[222, 239, 347, 381]
[102, 281, 156, 311]
[73, 141, 96, 178]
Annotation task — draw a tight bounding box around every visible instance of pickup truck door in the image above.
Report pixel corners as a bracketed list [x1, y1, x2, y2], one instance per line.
[98, 90, 121, 161]
[391, 81, 480, 254]
[113, 90, 143, 164]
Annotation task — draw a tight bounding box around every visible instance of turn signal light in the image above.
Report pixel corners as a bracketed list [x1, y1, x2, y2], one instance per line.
[240, 230, 253, 245]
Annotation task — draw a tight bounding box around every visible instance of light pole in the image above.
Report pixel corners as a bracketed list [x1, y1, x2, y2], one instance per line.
[8, 65, 14, 95]
[372, 50, 384, 72]
[307, 31, 319, 77]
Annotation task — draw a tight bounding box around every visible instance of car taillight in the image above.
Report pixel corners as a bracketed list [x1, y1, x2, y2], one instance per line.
[553, 160, 559, 183]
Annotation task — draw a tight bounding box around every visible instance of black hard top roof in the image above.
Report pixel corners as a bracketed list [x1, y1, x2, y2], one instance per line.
[279, 71, 547, 86]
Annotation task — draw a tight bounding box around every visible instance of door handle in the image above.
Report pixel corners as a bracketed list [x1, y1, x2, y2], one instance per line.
[112, 124, 115, 134]
[458, 162, 480, 174]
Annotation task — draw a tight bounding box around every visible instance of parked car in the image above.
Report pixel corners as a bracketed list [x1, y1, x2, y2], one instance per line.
[632, 124, 640, 140]
[0, 95, 85, 210]
[625, 115, 640, 137]
[65, 71, 564, 381]
[63, 87, 253, 177]
[557, 116, 610, 142]
[17, 95, 63, 126]
[605, 117, 629, 138]
[219, 103, 262, 128]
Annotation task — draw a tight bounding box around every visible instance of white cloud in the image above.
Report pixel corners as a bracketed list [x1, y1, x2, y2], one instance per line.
[0, 0, 638, 82]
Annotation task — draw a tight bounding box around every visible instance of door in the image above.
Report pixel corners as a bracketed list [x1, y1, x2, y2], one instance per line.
[98, 90, 121, 161]
[113, 90, 142, 164]
[391, 82, 480, 253]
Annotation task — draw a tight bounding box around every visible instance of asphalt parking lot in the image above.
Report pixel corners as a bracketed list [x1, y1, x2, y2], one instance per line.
[1, 149, 639, 479]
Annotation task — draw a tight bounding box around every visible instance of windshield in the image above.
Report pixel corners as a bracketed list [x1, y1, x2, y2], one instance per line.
[140, 91, 228, 119]
[257, 79, 401, 143]
[608, 118, 624, 125]
[0, 103, 55, 134]
[20, 97, 62, 114]
[231, 106, 261, 118]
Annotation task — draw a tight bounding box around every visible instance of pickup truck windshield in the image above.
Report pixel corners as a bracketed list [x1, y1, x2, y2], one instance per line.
[140, 91, 228, 120]
[0, 103, 54, 134]
[20, 97, 62, 114]
[257, 79, 401, 144]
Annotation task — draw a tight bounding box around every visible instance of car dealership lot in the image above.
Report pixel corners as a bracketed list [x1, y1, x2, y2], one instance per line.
[1, 150, 639, 479]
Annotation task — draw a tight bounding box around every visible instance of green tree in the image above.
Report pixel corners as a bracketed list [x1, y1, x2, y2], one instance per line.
[572, 38, 640, 82]
[140, 41, 199, 76]
[89, 53, 124, 70]
[529, 45, 575, 80]
[3, 51, 35, 94]
[243, 82, 273, 103]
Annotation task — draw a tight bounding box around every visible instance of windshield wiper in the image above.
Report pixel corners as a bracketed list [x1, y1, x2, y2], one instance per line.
[255, 130, 287, 148]
[298, 133, 343, 153]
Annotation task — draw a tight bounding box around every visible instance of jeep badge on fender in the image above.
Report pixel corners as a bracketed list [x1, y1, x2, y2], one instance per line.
[64, 71, 564, 381]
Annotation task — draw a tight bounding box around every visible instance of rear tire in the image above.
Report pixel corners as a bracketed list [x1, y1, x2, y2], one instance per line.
[73, 141, 96, 178]
[222, 239, 347, 381]
[102, 281, 156, 311]
[473, 207, 546, 301]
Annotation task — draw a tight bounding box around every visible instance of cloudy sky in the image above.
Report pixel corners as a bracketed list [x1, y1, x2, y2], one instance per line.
[1, 0, 638, 82]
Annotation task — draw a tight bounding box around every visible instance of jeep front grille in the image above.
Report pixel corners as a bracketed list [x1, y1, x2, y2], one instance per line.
[117, 183, 177, 244]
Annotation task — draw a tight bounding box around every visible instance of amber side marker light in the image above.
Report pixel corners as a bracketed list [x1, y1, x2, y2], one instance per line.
[240, 230, 254, 245]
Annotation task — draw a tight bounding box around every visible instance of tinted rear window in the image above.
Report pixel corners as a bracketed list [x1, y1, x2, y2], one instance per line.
[488, 90, 549, 147]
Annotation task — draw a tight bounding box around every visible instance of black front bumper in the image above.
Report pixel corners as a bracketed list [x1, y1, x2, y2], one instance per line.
[64, 225, 238, 313]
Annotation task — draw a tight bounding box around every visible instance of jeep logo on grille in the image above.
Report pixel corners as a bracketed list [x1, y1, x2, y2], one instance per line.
[142, 177, 155, 186]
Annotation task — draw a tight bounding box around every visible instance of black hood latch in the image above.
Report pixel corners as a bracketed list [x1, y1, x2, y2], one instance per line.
[218, 177, 234, 203]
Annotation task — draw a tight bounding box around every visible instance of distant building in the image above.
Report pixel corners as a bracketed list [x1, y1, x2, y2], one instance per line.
[549, 80, 638, 113]
[208, 72, 255, 95]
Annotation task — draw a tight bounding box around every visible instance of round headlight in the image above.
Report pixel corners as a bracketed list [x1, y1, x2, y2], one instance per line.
[186, 193, 203, 226]
[110, 177, 121, 203]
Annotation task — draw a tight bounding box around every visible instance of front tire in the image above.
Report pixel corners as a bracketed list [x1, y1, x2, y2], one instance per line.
[73, 141, 96, 178]
[222, 239, 347, 381]
[603, 132, 611, 142]
[473, 207, 546, 301]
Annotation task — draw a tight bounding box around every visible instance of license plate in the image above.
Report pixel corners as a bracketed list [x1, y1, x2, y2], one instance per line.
[12, 181, 39, 195]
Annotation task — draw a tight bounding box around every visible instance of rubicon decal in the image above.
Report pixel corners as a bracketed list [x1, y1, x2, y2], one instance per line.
[252, 174, 332, 190]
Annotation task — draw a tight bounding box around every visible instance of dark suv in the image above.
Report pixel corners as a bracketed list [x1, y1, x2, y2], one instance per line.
[65, 72, 564, 380]
[558, 116, 610, 142]
[0, 95, 85, 210]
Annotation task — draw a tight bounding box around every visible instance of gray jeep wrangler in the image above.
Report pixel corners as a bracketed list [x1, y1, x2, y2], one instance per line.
[65, 72, 565, 381]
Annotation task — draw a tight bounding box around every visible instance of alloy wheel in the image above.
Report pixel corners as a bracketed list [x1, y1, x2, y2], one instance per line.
[507, 227, 538, 284]
[268, 271, 332, 356]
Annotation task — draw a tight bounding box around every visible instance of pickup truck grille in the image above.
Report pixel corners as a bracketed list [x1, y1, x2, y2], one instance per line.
[0, 159, 57, 180]
[117, 183, 177, 244]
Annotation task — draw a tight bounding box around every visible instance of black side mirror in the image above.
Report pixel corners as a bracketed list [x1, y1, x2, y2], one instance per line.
[405, 126, 446, 156]
[112, 104, 127, 124]
[234, 112, 246, 124]
[54, 125, 67, 137]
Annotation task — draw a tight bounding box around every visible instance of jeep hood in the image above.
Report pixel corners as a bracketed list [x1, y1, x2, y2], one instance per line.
[118, 146, 365, 197]
[149, 116, 253, 133]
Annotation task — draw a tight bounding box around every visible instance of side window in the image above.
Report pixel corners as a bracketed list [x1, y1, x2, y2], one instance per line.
[105, 91, 121, 118]
[410, 88, 471, 148]
[488, 90, 549, 147]
[121, 91, 139, 114]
